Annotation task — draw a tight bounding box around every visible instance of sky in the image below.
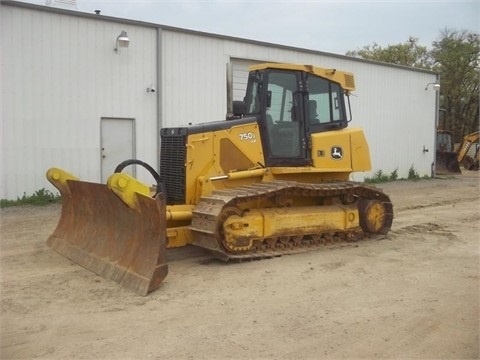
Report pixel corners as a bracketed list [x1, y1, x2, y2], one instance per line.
[17, 0, 480, 55]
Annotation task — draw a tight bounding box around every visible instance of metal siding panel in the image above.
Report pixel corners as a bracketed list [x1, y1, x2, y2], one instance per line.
[161, 30, 226, 127]
[346, 64, 436, 181]
[231, 58, 261, 101]
[1, 5, 158, 199]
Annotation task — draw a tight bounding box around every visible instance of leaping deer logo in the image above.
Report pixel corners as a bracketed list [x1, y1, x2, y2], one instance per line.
[331, 146, 343, 160]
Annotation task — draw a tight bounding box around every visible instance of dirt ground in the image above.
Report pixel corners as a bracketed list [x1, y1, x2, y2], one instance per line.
[1, 171, 479, 360]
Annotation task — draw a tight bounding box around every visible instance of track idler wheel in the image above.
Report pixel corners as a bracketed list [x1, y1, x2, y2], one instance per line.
[358, 198, 392, 235]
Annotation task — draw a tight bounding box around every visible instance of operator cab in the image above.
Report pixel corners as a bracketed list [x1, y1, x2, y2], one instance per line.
[240, 64, 353, 167]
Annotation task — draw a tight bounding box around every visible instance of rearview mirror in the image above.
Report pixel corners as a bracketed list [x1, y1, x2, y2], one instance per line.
[232, 101, 246, 116]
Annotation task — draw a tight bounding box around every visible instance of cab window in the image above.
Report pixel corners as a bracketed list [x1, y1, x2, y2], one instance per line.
[265, 71, 301, 157]
[244, 72, 263, 114]
[308, 76, 346, 125]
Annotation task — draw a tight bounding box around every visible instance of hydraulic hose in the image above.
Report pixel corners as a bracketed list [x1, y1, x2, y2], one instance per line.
[114, 159, 166, 197]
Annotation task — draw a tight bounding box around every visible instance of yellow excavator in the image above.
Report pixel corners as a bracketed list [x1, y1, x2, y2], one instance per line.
[46, 63, 393, 295]
[436, 129, 479, 174]
[457, 131, 479, 171]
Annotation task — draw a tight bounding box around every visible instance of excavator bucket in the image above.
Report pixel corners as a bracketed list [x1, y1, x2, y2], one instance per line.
[435, 152, 461, 175]
[46, 169, 168, 295]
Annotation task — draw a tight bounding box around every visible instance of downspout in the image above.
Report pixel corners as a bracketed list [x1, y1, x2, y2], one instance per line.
[432, 73, 440, 178]
[156, 26, 163, 174]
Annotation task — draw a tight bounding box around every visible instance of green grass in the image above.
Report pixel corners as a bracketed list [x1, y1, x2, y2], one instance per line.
[1, 188, 61, 208]
[364, 165, 430, 184]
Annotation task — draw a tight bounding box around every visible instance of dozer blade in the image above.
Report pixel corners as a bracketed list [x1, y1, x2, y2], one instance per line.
[46, 169, 168, 295]
[435, 152, 461, 175]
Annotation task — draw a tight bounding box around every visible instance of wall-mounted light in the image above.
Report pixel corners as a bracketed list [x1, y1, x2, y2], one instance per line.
[114, 30, 130, 53]
[425, 82, 440, 91]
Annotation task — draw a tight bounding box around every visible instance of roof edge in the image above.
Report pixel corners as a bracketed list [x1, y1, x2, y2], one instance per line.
[1, 0, 438, 76]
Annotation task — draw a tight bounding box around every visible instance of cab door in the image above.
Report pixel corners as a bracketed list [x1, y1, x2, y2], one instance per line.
[262, 70, 309, 167]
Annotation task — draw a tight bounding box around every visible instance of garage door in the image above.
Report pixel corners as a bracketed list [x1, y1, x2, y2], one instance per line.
[231, 58, 262, 101]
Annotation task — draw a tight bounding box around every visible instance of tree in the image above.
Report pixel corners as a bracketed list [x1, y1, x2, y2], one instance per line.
[345, 36, 433, 69]
[430, 29, 479, 141]
[345, 30, 480, 142]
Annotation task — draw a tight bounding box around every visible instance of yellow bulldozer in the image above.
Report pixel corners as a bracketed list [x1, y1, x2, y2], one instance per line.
[46, 63, 393, 295]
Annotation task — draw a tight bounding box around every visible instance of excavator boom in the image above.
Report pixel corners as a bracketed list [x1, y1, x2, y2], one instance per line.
[457, 132, 479, 170]
[457, 131, 479, 162]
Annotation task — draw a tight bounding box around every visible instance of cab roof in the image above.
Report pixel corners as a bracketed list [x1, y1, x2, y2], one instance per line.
[249, 63, 355, 92]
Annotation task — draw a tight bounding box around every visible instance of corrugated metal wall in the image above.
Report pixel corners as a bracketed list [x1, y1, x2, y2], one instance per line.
[1, 1, 438, 199]
[160, 30, 228, 127]
[1, 4, 158, 199]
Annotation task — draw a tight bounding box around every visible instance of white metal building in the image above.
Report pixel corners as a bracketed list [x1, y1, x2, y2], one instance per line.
[1, 0, 439, 200]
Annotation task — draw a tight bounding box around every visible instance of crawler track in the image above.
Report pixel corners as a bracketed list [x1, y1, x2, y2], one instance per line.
[189, 180, 393, 261]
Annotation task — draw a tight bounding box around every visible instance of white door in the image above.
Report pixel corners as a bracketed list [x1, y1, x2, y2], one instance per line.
[101, 118, 135, 183]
